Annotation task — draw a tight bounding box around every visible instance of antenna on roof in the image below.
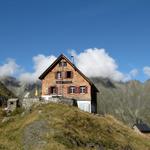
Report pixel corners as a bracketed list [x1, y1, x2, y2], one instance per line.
[71, 55, 74, 65]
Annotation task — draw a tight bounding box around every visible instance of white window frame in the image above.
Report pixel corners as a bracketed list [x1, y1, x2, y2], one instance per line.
[59, 61, 67, 67]
[69, 86, 76, 94]
[80, 86, 86, 93]
[57, 72, 62, 79]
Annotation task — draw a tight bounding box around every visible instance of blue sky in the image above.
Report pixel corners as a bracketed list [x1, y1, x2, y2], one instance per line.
[0, 0, 150, 81]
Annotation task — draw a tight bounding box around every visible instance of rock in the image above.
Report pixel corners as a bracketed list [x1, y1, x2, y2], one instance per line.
[21, 112, 25, 117]
[1, 117, 13, 123]
[38, 110, 42, 114]
[86, 142, 105, 150]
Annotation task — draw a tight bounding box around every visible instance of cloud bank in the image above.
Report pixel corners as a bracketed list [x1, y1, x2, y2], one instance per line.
[143, 66, 150, 77]
[123, 69, 139, 81]
[19, 54, 56, 82]
[0, 59, 20, 78]
[0, 48, 140, 83]
[70, 48, 124, 81]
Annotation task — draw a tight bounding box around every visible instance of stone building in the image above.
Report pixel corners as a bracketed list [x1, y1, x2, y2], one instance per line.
[7, 98, 19, 111]
[39, 54, 99, 113]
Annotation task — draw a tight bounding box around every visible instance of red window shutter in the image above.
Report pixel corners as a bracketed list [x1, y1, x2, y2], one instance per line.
[55, 72, 57, 79]
[64, 71, 66, 79]
[48, 87, 51, 95]
[71, 71, 73, 78]
[67, 87, 70, 94]
[62, 72, 64, 79]
[65, 71, 67, 79]
[75, 87, 77, 93]
[85, 86, 88, 93]
[55, 87, 58, 94]
[76, 87, 79, 93]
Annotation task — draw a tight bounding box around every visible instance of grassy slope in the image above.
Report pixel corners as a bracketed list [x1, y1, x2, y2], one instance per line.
[0, 103, 150, 150]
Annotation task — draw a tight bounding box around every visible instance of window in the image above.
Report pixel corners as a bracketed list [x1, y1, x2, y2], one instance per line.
[59, 61, 67, 67]
[56, 71, 62, 79]
[48, 86, 58, 94]
[10, 102, 14, 105]
[51, 87, 57, 94]
[66, 71, 72, 78]
[79, 86, 87, 93]
[68, 86, 88, 94]
[68, 86, 76, 94]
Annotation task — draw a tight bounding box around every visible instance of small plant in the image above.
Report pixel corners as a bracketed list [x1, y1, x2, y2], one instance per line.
[10, 107, 25, 116]
[0, 109, 7, 117]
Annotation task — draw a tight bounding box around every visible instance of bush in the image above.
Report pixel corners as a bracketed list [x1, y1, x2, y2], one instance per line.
[0, 109, 7, 117]
[10, 107, 25, 116]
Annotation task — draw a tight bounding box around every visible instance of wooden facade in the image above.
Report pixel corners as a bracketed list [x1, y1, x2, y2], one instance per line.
[39, 54, 98, 113]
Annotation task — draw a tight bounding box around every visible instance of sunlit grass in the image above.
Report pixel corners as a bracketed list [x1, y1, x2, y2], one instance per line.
[0, 102, 150, 150]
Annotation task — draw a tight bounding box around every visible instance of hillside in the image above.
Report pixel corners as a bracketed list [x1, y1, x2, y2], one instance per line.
[0, 103, 150, 150]
[1, 76, 150, 125]
[91, 78, 150, 125]
[1, 76, 41, 98]
[0, 81, 15, 99]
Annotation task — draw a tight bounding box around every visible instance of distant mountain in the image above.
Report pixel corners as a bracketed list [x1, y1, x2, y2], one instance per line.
[1, 76, 41, 98]
[91, 77, 150, 125]
[0, 81, 15, 98]
[1, 76, 150, 125]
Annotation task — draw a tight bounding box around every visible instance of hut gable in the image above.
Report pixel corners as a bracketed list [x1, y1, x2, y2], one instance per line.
[39, 54, 98, 113]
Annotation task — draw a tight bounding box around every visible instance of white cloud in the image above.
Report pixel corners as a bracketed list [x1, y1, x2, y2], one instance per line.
[0, 58, 20, 78]
[123, 69, 139, 81]
[130, 69, 139, 77]
[19, 54, 56, 83]
[70, 48, 125, 81]
[0, 48, 140, 83]
[143, 66, 150, 77]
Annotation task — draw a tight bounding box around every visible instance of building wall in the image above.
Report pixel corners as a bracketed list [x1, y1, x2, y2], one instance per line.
[41, 58, 91, 101]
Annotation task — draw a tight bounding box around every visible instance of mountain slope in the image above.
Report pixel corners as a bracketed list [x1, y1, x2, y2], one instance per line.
[0, 81, 15, 99]
[91, 78, 150, 125]
[1, 76, 41, 98]
[1, 76, 150, 125]
[0, 103, 150, 150]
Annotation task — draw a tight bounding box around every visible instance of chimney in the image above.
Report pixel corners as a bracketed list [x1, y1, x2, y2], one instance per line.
[71, 55, 74, 65]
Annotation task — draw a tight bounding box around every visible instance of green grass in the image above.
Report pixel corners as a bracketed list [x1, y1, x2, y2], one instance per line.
[0, 103, 150, 150]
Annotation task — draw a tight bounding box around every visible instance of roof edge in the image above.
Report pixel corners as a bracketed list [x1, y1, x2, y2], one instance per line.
[38, 54, 99, 92]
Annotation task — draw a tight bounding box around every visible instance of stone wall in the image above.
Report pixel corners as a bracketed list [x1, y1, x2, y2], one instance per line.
[22, 97, 92, 113]
[22, 98, 40, 109]
[22, 97, 76, 109]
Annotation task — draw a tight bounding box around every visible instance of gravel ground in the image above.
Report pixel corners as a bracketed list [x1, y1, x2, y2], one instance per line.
[22, 120, 49, 150]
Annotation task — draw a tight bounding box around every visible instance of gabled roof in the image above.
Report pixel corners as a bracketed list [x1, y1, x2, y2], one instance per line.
[134, 123, 150, 133]
[39, 54, 98, 91]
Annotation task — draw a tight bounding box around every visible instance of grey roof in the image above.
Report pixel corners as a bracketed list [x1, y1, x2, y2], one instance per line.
[134, 123, 150, 133]
[8, 98, 18, 102]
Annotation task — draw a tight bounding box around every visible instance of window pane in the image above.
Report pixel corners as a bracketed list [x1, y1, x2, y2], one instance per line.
[69, 86, 76, 93]
[66, 71, 72, 78]
[56, 72, 61, 79]
[80, 86, 86, 93]
[63, 62, 67, 66]
[59, 62, 67, 67]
